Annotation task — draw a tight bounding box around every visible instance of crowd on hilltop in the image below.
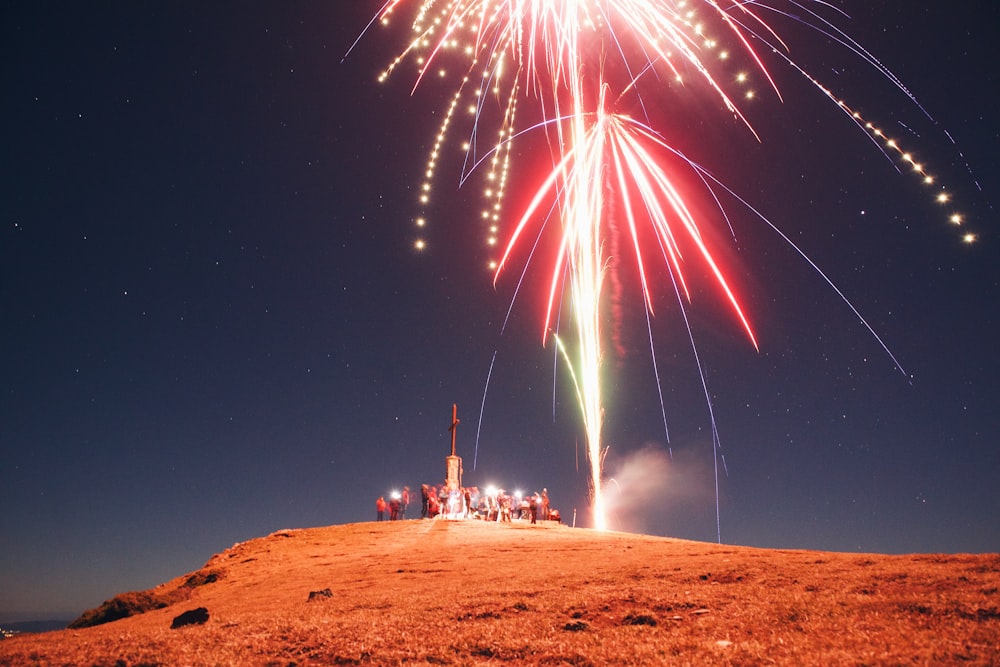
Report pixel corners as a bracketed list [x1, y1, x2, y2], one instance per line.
[376, 485, 559, 524]
[375, 487, 412, 521]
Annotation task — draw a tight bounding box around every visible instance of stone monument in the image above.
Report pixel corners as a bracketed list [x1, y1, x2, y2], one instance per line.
[445, 403, 462, 492]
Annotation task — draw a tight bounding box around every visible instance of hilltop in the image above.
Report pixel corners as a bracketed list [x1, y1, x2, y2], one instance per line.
[1, 520, 998, 665]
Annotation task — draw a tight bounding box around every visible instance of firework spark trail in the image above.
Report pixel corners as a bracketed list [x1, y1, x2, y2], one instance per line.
[361, 0, 968, 532]
[489, 99, 764, 528]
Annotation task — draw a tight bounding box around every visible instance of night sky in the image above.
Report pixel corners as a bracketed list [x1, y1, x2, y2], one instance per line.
[2, 2, 998, 620]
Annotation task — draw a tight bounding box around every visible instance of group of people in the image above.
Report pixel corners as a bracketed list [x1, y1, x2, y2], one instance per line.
[489, 487, 558, 523]
[375, 486, 410, 521]
[377, 484, 558, 524]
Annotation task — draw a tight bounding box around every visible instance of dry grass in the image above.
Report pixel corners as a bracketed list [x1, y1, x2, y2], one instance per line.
[2, 520, 998, 665]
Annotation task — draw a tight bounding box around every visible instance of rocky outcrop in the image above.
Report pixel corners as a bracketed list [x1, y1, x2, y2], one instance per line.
[68, 568, 223, 629]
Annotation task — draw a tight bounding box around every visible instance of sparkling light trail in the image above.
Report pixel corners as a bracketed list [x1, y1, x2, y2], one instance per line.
[357, 0, 970, 533]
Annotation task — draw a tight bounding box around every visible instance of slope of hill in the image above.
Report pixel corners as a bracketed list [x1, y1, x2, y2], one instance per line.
[1, 520, 998, 665]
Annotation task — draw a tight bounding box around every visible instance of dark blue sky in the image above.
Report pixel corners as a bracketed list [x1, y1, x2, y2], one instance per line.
[2, 2, 998, 620]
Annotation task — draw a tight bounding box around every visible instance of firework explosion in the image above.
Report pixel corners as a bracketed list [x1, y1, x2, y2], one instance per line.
[358, 0, 969, 532]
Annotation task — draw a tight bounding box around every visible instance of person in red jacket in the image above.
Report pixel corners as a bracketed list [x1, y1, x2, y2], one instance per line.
[401, 486, 410, 519]
[376, 495, 387, 521]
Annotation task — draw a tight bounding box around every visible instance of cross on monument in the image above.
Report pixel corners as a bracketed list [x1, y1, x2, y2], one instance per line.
[448, 403, 459, 457]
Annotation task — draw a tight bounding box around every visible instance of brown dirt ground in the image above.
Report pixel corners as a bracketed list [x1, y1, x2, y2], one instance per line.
[2, 520, 998, 666]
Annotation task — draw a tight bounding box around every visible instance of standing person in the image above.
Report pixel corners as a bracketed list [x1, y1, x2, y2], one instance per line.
[529, 493, 538, 525]
[389, 495, 401, 521]
[500, 494, 512, 522]
[401, 486, 410, 519]
[541, 488, 550, 521]
[420, 484, 430, 519]
[376, 496, 386, 522]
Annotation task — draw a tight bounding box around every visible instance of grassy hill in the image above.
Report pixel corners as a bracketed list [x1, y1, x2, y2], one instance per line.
[1, 520, 998, 665]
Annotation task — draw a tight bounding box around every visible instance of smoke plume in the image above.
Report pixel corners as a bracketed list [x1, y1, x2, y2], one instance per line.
[601, 443, 717, 538]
